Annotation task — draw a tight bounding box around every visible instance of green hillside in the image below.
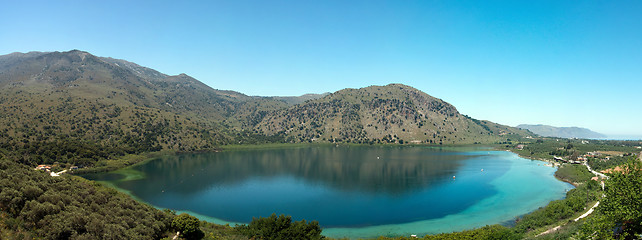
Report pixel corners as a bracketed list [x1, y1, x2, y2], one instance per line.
[0, 50, 289, 168]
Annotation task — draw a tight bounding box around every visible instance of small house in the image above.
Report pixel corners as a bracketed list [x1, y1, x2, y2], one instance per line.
[35, 165, 52, 171]
[601, 166, 624, 174]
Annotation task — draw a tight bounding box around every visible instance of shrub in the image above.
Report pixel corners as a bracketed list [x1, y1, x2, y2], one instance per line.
[235, 213, 323, 240]
[172, 213, 202, 239]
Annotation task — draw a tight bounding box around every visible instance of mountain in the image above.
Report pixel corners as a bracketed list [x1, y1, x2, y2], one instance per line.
[256, 84, 532, 144]
[272, 93, 330, 105]
[0, 50, 534, 167]
[0, 50, 290, 123]
[517, 124, 607, 139]
[0, 50, 294, 166]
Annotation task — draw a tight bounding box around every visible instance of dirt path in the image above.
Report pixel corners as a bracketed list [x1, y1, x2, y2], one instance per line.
[584, 162, 608, 179]
[536, 201, 600, 237]
[574, 201, 599, 222]
[537, 162, 604, 237]
[536, 225, 562, 237]
[50, 169, 67, 177]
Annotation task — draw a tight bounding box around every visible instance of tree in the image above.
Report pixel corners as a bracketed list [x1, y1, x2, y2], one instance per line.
[0, 158, 173, 239]
[580, 159, 642, 239]
[236, 213, 323, 240]
[171, 213, 202, 239]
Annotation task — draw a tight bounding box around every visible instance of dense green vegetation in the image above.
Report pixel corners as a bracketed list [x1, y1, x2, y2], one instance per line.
[530, 219, 586, 240]
[512, 180, 601, 234]
[555, 164, 594, 184]
[172, 213, 204, 239]
[198, 222, 246, 240]
[578, 160, 642, 239]
[390, 225, 517, 240]
[235, 213, 323, 240]
[586, 154, 633, 172]
[0, 156, 173, 239]
[0, 154, 250, 240]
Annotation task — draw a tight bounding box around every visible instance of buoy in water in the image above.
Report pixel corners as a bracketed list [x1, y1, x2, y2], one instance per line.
[452, 175, 456, 179]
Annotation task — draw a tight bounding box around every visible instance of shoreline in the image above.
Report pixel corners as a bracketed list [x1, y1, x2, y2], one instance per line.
[72, 150, 180, 175]
[503, 148, 579, 187]
[73, 143, 487, 174]
[73, 143, 316, 174]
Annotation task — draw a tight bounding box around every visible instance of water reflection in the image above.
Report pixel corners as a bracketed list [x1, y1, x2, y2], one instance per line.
[85, 145, 504, 227]
[124, 146, 474, 194]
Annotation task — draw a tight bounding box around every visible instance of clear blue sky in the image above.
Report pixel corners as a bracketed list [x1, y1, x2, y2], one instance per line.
[1, 0, 641, 137]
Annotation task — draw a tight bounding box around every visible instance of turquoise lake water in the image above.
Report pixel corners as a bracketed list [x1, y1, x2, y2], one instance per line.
[83, 145, 573, 239]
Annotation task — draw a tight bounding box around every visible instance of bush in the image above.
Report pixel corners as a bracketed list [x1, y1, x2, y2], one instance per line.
[235, 213, 323, 240]
[422, 225, 520, 240]
[172, 213, 202, 239]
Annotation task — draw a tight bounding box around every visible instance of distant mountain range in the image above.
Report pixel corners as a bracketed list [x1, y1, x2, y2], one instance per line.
[517, 124, 606, 139]
[0, 50, 533, 164]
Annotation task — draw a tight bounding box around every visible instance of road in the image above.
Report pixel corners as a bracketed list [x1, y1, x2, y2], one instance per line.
[50, 169, 67, 177]
[584, 162, 608, 179]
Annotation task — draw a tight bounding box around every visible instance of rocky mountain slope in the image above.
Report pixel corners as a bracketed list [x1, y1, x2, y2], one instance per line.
[256, 84, 531, 144]
[0, 50, 533, 167]
[0, 50, 290, 166]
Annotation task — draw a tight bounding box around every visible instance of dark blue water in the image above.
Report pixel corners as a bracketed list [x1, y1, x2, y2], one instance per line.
[83, 145, 570, 237]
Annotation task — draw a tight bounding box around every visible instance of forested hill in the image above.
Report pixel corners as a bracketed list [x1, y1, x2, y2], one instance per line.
[0, 50, 289, 167]
[256, 84, 532, 144]
[0, 50, 292, 126]
[0, 50, 532, 168]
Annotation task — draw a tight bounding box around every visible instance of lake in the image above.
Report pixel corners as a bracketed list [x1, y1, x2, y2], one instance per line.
[83, 145, 573, 238]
